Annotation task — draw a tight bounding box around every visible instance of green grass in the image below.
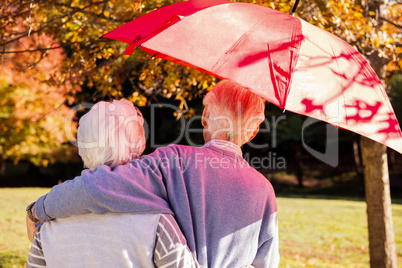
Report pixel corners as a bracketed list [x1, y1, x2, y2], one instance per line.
[278, 196, 402, 268]
[0, 188, 401, 267]
[0, 188, 49, 268]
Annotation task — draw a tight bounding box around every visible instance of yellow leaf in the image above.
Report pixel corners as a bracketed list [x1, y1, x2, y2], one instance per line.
[104, 11, 110, 17]
[386, 37, 394, 44]
[42, 159, 49, 167]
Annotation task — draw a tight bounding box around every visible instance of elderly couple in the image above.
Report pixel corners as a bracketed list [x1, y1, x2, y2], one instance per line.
[26, 80, 279, 268]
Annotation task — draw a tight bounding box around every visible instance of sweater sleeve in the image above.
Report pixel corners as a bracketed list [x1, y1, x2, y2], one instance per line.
[252, 212, 280, 268]
[35, 147, 179, 222]
[154, 214, 202, 268]
[26, 228, 46, 268]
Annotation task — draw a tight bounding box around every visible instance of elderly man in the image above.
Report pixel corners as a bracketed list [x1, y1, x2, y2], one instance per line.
[28, 80, 279, 267]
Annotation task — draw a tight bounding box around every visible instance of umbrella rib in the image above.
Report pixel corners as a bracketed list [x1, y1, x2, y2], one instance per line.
[266, 43, 281, 108]
[211, 16, 273, 73]
[283, 25, 303, 111]
[326, 36, 346, 126]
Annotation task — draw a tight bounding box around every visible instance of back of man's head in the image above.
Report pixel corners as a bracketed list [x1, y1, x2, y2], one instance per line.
[203, 80, 265, 145]
[77, 99, 146, 170]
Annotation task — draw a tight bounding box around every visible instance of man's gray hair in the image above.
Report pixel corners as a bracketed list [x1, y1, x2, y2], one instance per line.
[77, 99, 145, 170]
[203, 80, 265, 145]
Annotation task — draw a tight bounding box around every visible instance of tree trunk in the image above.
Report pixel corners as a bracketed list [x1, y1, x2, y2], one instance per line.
[0, 159, 5, 175]
[360, 137, 397, 268]
[353, 137, 363, 176]
[361, 2, 398, 261]
[294, 145, 304, 188]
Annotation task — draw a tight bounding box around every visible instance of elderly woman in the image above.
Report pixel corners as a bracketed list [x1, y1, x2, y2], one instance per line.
[26, 99, 199, 268]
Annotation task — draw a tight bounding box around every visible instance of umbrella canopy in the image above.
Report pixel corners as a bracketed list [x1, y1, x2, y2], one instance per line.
[103, 0, 402, 154]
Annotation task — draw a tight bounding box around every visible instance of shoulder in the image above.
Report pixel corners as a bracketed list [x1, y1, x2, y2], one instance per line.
[142, 144, 192, 158]
[152, 144, 203, 159]
[166, 144, 199, 154]
[254, 171, 276, 198]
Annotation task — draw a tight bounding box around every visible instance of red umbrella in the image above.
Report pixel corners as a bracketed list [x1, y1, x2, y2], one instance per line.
[103, 0, 402, 154]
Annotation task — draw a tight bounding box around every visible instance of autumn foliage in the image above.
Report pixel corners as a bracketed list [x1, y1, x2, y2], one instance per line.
[0, 18, 76, 167]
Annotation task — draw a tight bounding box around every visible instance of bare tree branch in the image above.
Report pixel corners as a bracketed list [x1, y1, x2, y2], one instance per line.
[28, 0, 34, 36]
[0, 0, 108, 47]
[0, 39, 111, 54]
[1, 12, 73, 46]
[380, 16, 402, 29]
[0, 8, 31, 20]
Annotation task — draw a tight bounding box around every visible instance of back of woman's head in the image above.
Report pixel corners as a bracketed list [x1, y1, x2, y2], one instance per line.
[203, 80, 265, 144]
[77, 99, 146, 170]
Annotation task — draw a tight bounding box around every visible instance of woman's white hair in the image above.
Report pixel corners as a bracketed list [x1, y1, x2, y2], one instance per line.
[77, 99, 146, 170]
[203, 80, 265, 145]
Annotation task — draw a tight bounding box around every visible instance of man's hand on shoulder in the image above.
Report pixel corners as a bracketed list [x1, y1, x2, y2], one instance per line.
[26, 202, 42, 242]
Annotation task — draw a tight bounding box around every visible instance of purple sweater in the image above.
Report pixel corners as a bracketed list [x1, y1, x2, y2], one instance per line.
[35, 141, 279, 267]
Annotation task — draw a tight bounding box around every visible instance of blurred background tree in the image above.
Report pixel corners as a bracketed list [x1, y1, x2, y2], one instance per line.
[0, 15, 76, 174]
[0, 0, 216, 109]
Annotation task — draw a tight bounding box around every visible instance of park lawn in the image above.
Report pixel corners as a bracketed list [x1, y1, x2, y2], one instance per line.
[278, 196, 402, 268]
[0, 188, 50, 268]
[0, 188, 401, 268]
